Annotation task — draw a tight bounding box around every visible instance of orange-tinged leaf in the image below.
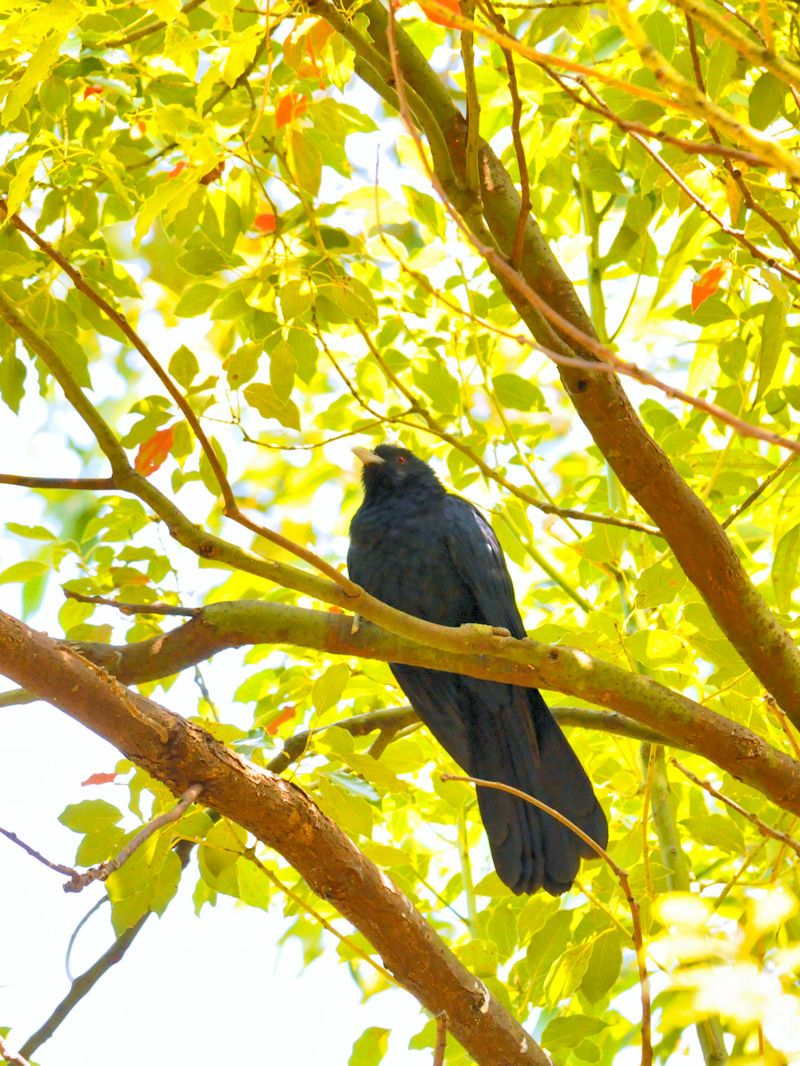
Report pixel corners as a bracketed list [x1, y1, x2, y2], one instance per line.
[266, 706, 296, 735]
[169, 160, 188, 179]
[275, 93, 308, 128]
[308, 18, 335, 53]
[691, 262, 728, 312]
[83, 85, 103, 100]
[255, 212, 276, 233]
[419, 0, 460, 28]
[136, 120, 147, 135]
[82, 772, 119, 786]
[135, 426, 175, 475]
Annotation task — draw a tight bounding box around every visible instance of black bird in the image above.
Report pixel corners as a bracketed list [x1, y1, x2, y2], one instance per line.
[348, 443, 608, 895]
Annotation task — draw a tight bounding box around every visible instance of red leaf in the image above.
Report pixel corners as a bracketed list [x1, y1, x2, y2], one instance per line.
[169, 160, 188, 179]
[275, 93, 308, 129]
[691, 262, 728, 312]
[82, 772, 118, 786]
[83, 85, 103, 100]
[419, 0, 460, 28]
[266, 706, 296, 735]
[255, 212, 276, 233]
[134, 426, 175, 475]
[136, 120, 147, 135]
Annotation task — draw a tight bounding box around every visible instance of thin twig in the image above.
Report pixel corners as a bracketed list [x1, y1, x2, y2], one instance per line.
[441, 772, 652, 1066]
[683, 14, 800, 267]
[225, 504, 360, 594]
[433, 1013, 448, 1066]
[671, 759, 800, 858]
[248, 853, 399, 985]
[105, 0, 207, 46]
[519, 341, 800, 456]
[0, 473, 115, 490]
[0, 199, 233, 507]
[579, 74, 800, 284]
[356, 327, 663, 534]
[63, 589, 199, 617]
[367, 16, 800, 458]
[21, 838, 197, 1059]
[0, 689, 37, 708]
[480, 0, 530, 266]
[0, 827, 77, 878]
[764, 695, 800, 762]
[721, 454, 799, 529]
[63, 783, 204, 893]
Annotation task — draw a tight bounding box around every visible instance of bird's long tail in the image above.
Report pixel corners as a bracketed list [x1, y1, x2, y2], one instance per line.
[467, 683, 608, 895]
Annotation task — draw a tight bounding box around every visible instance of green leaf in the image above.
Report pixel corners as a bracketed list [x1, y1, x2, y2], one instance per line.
[756, 297, 786, 401]
[749, 72, 785, 130]
[6, 522, 56, 540]
[243, 383, 301, 431]
[286, 127, 321, 197]
[545, 938, 593, 1004]
[634, 559, 687, 608]
[3, 34, 63, 125]
[59, 799, 122, 833]
[178, 246, 235, 277]
[107, 846, 182, 935]
[773, 523, 800, 613]
[348, 1027, 389, 1066]
[541, 1015, 608, 1049]
[403, 185, 446, 239]
[0, 350, 26, 413]
[313, 663, 350, 713]
[316, 775, 374, 837]
[412, 360, 460, 413]
[269, 340, 296, 402]
[706, 39, 738, 102]
[174, 284, 220, 317]
[492, 373, 545, 411]
[169, 344, 200, 388]
[642, 10, 676, 61]
[317, 279, 378, 326]
[682, 812, 745, 853]
[226, 343, 260, 388]
[0, 560, 49, 584]
[581, 930, 624, 1002]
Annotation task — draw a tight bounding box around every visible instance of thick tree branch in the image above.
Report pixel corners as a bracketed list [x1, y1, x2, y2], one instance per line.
[63, 600, 800, 816]
[0, 607, 548, 1066]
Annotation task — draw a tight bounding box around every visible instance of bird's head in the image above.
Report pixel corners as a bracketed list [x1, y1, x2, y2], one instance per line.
[353, 443, 444, 499]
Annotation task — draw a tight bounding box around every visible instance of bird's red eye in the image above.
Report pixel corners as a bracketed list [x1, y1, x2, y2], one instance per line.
[397, 455, 407, 464]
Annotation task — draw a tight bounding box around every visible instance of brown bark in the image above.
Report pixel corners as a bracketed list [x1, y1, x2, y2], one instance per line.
[0, 607, 548, 1066]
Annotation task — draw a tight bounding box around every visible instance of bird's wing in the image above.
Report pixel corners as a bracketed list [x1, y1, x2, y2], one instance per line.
[443, 495, 527, 640]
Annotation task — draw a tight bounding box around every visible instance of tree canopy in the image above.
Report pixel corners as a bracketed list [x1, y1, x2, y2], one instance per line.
[2, 0, 800, 1063]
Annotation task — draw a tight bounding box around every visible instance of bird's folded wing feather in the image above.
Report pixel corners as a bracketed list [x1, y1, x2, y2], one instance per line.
[443, 496, 527, 641]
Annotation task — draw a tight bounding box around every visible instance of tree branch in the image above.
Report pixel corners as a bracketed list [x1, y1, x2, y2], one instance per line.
[0, 607, 549, 1066]
[62, 599, 800, 817]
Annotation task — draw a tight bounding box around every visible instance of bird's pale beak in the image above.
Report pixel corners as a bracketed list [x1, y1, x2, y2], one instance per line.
[352, 447, 385, 466]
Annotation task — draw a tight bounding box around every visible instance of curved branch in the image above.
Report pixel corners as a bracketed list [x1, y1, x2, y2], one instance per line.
[0, 607, 549, 1066]
[64, 599, 800, 816]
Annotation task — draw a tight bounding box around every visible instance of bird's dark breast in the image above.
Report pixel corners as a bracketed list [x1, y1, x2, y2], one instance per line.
[348, 500, 476, 627]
